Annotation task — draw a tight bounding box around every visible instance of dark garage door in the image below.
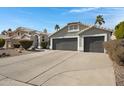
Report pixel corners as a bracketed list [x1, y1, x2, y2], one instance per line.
[84, 36, 104, 53]
[53, 38, 77, 51]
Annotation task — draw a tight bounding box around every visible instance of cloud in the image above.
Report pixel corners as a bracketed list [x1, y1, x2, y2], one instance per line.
[69, 7, 99, 13]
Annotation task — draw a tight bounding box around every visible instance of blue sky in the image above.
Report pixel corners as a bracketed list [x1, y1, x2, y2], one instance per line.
[0, 7, 124, 33]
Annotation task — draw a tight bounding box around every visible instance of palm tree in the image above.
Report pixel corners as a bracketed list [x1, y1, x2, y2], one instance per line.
[8, 28, 12, 32]
[43, 28, 47, 33]
[55, 24, 60, 31]
[95, 15, 105, 27]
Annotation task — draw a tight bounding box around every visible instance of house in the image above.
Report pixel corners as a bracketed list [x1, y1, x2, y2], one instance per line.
[1, 27, 49, 49]
[50, 22, 112, 53]
[0, 34, 7, 39]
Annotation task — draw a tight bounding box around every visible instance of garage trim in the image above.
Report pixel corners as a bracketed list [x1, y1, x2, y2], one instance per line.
[81, 33, 107, 53]
[50, 36, 80, 51]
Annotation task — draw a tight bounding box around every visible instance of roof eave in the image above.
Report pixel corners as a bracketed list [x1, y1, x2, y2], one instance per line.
[78, 25, 94, 35]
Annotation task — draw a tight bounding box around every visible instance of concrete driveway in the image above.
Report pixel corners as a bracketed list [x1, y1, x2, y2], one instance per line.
[0, 50, 115, 86]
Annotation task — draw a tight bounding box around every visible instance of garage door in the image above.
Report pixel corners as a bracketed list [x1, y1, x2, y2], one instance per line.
[84, 36, 104, 53]
[53, 38, 77, 51]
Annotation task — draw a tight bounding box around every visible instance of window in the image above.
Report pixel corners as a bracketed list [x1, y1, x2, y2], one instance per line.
[68, 25, 79, 32]
[74, 25, 78, 30]
[69, 26, 73, 30]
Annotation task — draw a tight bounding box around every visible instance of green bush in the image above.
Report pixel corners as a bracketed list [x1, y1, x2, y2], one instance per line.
[13, 43, 20, 48]
[19, 40, 33, 50]
[41, 41, 48, 49]
[115, 21, 124, 39]
[0, 38, 5, 48]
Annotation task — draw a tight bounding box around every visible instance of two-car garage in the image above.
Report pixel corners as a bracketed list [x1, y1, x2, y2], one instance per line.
[52, 36, 105, 53]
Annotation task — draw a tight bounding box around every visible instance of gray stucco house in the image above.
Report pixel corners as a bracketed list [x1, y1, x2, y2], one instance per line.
[50, 22, 112, 53]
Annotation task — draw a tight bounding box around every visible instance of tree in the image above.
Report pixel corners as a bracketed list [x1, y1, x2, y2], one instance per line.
[95, 15, 105, 27]
[8, 28, 12, 31]
[115, 21, 124, 39]
[0, 38, 5, 48]
[43, 28, 47, 33]
[55, 24, 60, 31]
[41, 41, 48, 49]
[19, 40, 33, 50]
[1, 30, 7, 35]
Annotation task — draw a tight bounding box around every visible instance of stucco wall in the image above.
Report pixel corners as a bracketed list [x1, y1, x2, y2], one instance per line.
[79, 27, 112, 40]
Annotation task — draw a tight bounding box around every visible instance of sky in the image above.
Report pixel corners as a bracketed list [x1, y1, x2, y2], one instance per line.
[0, 7, 124, 33]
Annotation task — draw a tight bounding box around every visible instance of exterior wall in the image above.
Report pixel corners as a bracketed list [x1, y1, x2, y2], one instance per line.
[79, 27, 112, 41]
[21, 35, 31, 40]
[50, 23, 88, 38]
[5, 39, 15, 48]
[32, 35, 39, 48]
[14, 31, 28, 38]
[110, 33, 116, 40]
[40, 34, 49, 42]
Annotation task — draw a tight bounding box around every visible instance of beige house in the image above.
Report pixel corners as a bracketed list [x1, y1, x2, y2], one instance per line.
[1, 27, 49, 49]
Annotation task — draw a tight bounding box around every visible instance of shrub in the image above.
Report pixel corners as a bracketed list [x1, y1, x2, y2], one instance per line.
[115, 21, 124, 39]
[104, 39, 124, 66]
[13, 43, 20, 48]
[0, 53, 10, 58]
[19, 40, 33, 50]
[0, 38, 5, 48]
[41, 41, 48, 49]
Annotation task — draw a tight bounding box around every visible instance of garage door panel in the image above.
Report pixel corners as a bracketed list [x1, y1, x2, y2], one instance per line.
[53, 38, 77, 51]
[84, 36, 104, 53]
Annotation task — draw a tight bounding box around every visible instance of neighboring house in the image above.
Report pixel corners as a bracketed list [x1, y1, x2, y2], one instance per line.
[1, 27, 49, 49]
[50, 22, 112, 53]
[0, 34, 7, 39]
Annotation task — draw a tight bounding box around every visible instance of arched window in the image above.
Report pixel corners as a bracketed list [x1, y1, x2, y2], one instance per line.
[18, 32, 20, 36]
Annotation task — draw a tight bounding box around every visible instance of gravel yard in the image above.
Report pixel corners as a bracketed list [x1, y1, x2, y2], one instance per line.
[0, 48, 44, 58]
